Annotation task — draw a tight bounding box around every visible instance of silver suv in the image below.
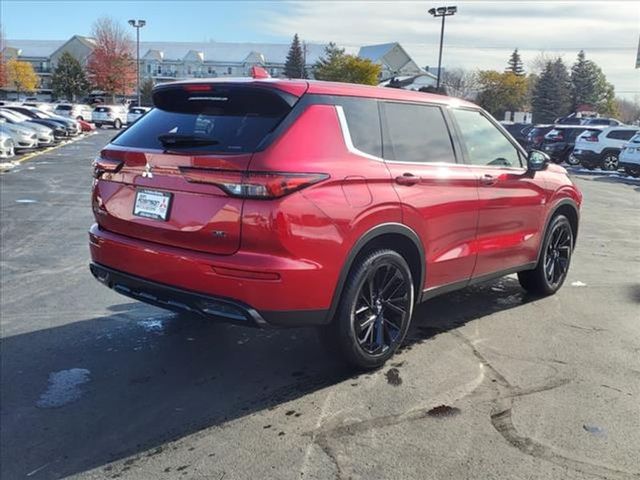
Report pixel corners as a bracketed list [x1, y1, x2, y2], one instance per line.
[573, 126, 640, 170]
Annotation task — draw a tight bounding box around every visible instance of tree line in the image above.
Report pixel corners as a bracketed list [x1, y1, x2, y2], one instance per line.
[446, 48, 623, 122]
[0, 18, 140, 103]
[2, 21, 636, 123]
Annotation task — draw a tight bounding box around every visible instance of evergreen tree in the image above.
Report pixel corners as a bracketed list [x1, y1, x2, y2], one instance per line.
[570, 50, 615, 114]
[531, 58, 572, 123]
[284, 34, 306, 79]
[140, 78, 155, 106]
[313, 43, 346, 81]
[506, 48, 525, 76]
[51, 51, 90, 101]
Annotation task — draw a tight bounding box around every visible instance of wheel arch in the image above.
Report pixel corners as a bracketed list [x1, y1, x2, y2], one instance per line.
[537, 198, 579, 264]
[325, 223, 425, 324]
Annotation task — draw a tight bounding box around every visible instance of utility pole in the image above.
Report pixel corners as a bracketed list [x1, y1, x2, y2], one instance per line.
[428, 6, 457, 91]
[128, 19, 146, 106]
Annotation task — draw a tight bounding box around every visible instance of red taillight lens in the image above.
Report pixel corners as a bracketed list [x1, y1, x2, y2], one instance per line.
[180, 168, 329, 199]
[93, 157, 123, 178]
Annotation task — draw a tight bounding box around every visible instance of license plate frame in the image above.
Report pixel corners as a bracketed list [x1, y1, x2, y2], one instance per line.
[133, 189, 172, 221]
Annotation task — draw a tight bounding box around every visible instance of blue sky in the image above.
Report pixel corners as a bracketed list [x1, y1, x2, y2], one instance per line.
[2, 1, 639, 98]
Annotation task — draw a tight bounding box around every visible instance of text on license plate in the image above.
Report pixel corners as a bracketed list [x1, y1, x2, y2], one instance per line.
[133, 189, 172, 221]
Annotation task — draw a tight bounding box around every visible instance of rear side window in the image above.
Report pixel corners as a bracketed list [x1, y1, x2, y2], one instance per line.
[381, 102, 455, 163]
[337, 98, 382, 157]
[56, 105, 72, 111]
[452, 109, 522, 167]
[95, 107, 112, 113]
[607, 130, 636, 141]
[112, 86, 294, 153]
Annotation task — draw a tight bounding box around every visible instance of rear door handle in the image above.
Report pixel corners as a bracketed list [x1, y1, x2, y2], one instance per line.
[395, 173, 420, 186]
[480, 174, 498, 186]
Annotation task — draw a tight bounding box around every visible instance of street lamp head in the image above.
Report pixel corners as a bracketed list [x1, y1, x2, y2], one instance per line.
[436, 6, 447, 14]
[138, 19, 146, 27]
[128, 19, 135, 26]
[447, 6, 457, 14]
[428, 7, 436, 15]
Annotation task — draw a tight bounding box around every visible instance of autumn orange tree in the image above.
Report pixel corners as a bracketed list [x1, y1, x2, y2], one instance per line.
[87, 17, 135, 102]
[6, 59, 39, 98]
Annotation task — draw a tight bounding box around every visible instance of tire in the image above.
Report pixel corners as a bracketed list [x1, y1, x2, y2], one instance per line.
[624, 166, 640, 178]
[566, 154, 580, 166]
[518, 214, 573, 296]
[319, 249, 415, 370]
[76, 116, 84, 121]
[601, 152, 619, 171]
[95, 123, 102, 129]
[114, 119, 122, 129]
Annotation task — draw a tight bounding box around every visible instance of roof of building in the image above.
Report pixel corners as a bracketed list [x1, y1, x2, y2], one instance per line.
[357, 43, 399, 62]
[4, 38, 330, 64]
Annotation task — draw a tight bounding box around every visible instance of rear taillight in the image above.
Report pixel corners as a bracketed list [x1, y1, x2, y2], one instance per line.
[93, 157, 123, 178]
[180, 168, 328, 199]
[584, 133, 600, 142]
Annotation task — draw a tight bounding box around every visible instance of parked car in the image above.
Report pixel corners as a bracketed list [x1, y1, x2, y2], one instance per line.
[573, 126, 640, 170]
[0, 129, 15, 159]
[524, 124, 554, 151]
[92, 105, 127, 129]
[581, 117, 623, 127]
[1, 107, 67, 139]
[89, 78, 582, 369]
[22, 101, 55, 113]
[5, 106, 80, 136]
[541, 125, 604, 165]
[126, 106, 150, 125]
[619, 132, 640, 177]
[500, 122, 533, 147]
[54, 103, 94, 121]
[0, 118, 38, 150]
[78, 119, 96, 132]
[0, 109, 55, 147]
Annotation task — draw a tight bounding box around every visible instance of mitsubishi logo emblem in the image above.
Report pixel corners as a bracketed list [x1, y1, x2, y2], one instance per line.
[142, 161, 153, 179]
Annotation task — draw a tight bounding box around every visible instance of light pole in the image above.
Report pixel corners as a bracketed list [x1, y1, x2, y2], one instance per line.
[128, 19, 146, 106]
[428, 6, 457, 91]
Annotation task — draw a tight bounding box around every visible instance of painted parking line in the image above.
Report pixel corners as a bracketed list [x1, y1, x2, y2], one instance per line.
[0, 132, 99, 172]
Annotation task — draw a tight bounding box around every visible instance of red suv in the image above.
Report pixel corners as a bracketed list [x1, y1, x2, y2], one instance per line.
[89, 77, 581, 369]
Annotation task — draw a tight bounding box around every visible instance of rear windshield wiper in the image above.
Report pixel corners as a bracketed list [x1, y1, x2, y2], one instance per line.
[157, 133, 220, 148]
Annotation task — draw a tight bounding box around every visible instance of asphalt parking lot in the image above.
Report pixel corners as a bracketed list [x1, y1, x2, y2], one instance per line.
[1, 130, 639, 480]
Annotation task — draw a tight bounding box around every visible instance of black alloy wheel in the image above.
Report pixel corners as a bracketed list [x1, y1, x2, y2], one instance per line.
[353, 262, 411, 356]
[518, 214, 573, 295]
[321, 249, 414, 370]
[543, 221, 572, 289]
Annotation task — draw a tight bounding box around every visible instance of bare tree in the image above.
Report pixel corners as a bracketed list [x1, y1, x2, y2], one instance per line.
[441, 68, 479, 100]
[528, 51, 555, 76]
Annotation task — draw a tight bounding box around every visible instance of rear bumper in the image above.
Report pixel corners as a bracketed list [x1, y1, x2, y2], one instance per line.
[572, 149, 601, 166]
[88, 224, 331, 327]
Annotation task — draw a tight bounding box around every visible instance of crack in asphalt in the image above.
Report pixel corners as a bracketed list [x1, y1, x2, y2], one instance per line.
[305, 331, 639, 480]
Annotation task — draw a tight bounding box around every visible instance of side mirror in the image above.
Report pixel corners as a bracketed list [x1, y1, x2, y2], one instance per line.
[528, 150, 550, 172]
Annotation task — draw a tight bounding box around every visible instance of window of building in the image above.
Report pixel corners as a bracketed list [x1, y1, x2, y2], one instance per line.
[381, 102, 456, 163]
[227, 67, 233, 75]
[452, 109, 522, 167]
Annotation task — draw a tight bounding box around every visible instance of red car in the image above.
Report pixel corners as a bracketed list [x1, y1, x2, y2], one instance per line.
[89, 76, 581, 369]
[78, 119, 96, 132]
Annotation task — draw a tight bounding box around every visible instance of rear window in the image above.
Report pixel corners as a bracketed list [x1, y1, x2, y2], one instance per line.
[56, 105, 72, 111]
[112, 86, 294, 153]
[130, 108, 146, 114]
[94, 107, 112, 113]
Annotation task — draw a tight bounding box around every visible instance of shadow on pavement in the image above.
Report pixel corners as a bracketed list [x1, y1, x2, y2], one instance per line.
[1, 276, 534, 479]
